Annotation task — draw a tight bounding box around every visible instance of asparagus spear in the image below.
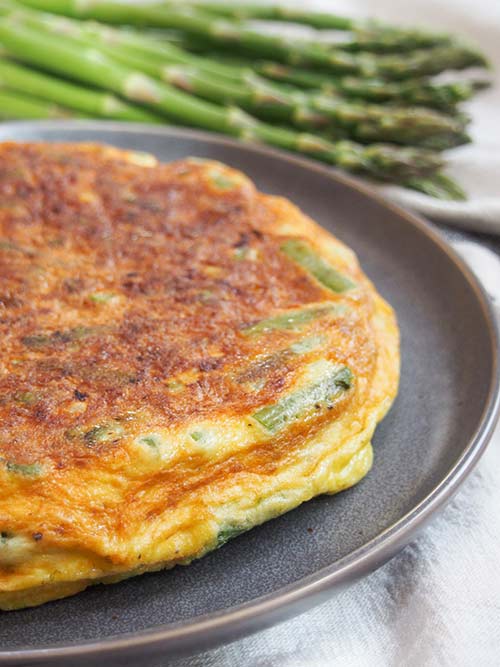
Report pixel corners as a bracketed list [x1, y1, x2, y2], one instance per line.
[187, 3, 357, 29]
[256, 62, 490, 112]
[0, 15, 445, 182]
[0, 85, 75, 118]
[252, 364, 353, 433]
[280, 240, 356, 293]
[12, 0, 488, 78]
[9, 8, 468, 147]
[191, 2, 455, 53]
[404, 173, 467, 200]
[242, 305, 339, 336]
[0, 58, 164, 122]
[311, 95, 469, 147]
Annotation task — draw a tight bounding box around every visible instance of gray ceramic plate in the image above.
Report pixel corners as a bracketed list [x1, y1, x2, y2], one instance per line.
[0, 121, 498, 667]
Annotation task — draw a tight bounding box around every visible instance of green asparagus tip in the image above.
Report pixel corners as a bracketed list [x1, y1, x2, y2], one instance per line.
[405, 173, 467, 201]
[362, 143, 444, 181]
[417, 131, 471, 151]
[471, 79, 492, 92]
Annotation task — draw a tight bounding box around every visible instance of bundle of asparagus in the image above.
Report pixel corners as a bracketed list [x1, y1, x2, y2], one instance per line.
[0, 0, 491, 199]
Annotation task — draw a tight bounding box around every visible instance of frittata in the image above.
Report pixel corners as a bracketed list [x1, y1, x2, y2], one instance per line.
[0, 142, 399, 610]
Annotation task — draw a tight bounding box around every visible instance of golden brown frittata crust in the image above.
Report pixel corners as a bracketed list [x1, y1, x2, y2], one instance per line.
[0, 142, 399, 609]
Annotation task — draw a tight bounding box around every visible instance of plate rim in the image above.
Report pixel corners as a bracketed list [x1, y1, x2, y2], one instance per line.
[0, 120, 498, 664]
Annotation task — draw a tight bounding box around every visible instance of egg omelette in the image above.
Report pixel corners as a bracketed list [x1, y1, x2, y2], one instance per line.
[0, 142, 399, 610]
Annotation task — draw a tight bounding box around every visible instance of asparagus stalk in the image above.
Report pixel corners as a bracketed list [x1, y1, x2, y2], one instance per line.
[256, 62, 490, 112]
[0, 85, 75, 118]
[280, 240, 356, 293]
[404, 173, 467, 200]
[371, 46, 488, 80]
[154, 34, 491, 112]
[311, 95, 469, 147]
[188, 3, 357, 30]
[12, 0, 488, 78]
[10, 8, 469, 147]
[252, 365, 353, 433]
[0, 14, 446, 182]
[190, 2, 456, 53]
[0, 58, 164, 122]
[242, 305, 339, 336]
